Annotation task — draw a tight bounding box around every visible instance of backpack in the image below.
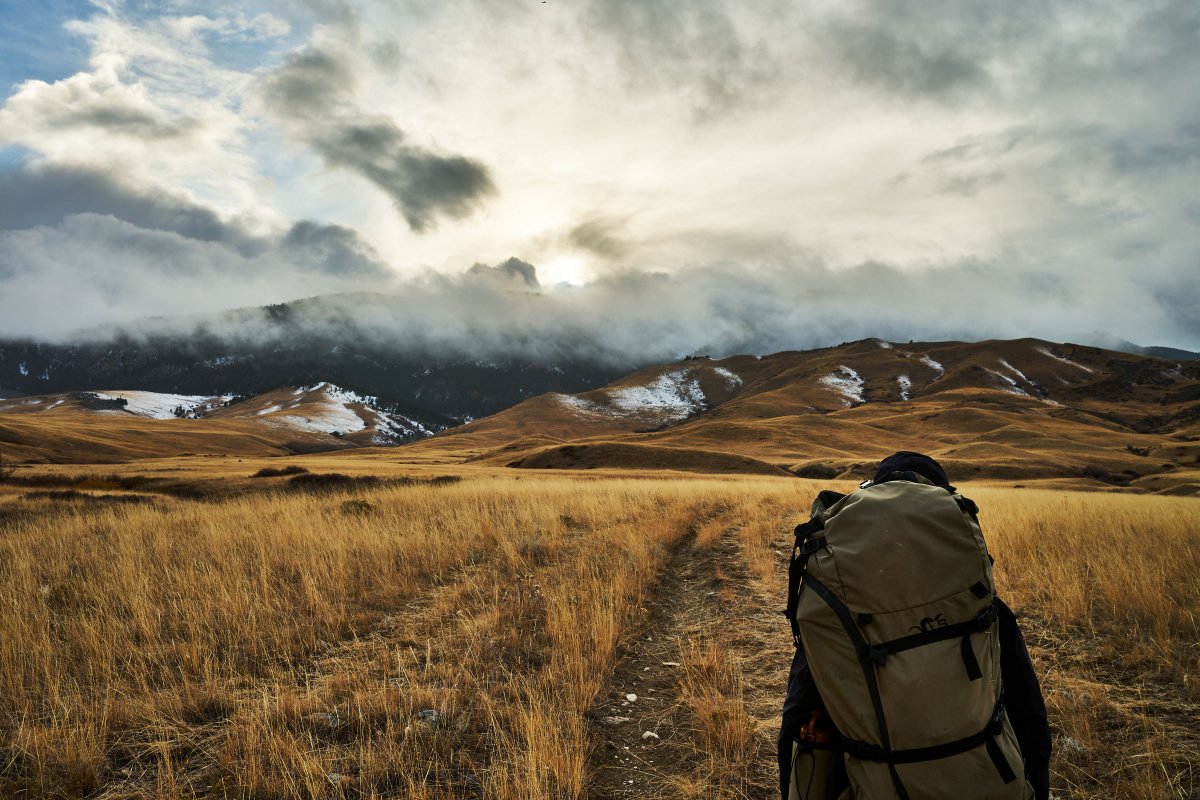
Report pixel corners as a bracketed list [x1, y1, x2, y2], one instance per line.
[785, 476, 1032, 800]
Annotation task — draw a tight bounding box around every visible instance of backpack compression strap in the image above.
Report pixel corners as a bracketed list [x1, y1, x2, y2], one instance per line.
[803, 574, 1018, 795]
[862, 597, 998, 682]
[840, 701, 1018, 784]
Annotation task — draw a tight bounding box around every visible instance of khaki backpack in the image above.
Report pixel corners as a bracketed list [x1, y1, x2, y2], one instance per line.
[786, 477, 1033, 800]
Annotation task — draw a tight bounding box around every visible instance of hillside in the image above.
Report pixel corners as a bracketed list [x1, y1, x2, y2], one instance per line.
[420, 338, 1200, 490]
[0, 383, 427, 463]
[3, 337, 1198, 490]
[0, 292, 624, 431]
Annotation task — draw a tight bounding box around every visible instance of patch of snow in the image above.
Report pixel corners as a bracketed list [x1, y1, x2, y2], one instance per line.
[819, 366, 865, 406]
[272, 404, 365, 436]
[95, 391, 228, 419]
[998, 359, 1030, 383]
[18, 362, 28, 376]
[897, 375, 911, 401]
[712, 366, 742, 387]
[257, 404, 282, 415]
[877, 339, 893, 349]
[371, 409, 433, 444]
[272, 383, 432, 442]
[1035, 347, 1093, 373]
[920, 355, 945, 375]
[609, 371, 707, 419]
[985, 369, 1029, 396]
[557, 393, 606, 416]
[556, 369, 715, 423]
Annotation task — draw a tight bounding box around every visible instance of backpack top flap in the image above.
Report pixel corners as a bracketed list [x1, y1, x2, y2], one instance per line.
[816, 481, 992, 614]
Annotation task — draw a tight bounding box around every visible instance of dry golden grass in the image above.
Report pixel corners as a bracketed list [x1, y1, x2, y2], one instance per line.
[0, 472, 1196, 799]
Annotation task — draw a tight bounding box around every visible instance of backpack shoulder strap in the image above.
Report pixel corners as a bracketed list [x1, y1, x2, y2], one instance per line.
[784, 490, 847, 647]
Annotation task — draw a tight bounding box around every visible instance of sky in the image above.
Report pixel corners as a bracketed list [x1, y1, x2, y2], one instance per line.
[0, 0, 1197, 358]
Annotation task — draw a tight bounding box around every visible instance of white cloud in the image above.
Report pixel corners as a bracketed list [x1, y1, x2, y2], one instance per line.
[0, 0, 1197, 350]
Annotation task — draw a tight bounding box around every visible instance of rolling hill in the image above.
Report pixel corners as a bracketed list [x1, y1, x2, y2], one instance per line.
[2, 337, 1198, 493]
[417, 338, 1200, 490]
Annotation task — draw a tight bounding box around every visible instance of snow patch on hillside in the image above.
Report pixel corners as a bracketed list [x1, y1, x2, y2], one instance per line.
[920, 355, 945, 375]
[877, 340, 893, 349]
[556, 394, 606, 416]
[713, 367, 742, 387]
[985, 369, 1030, 396]
[265, 383, 432, 441]
[897, 375, 911, 401]
[609, 371, 707, 418]
[371, 410, 432, 444]
[556, 368, 726, 423]
[1036, 347, 1093, 373]
[998, 359, 1030, 383]
[95, 391, 229, 419]
[820, 366, 865, 406]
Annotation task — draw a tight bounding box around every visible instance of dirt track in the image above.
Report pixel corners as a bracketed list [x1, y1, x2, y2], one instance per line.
[586, 511, 793, 800]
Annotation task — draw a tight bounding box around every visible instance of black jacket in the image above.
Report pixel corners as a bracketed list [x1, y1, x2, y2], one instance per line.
[778, 597, 1052, 800]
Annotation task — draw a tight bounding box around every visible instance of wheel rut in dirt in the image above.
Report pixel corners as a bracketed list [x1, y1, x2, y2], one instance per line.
[585, 513, 791, 799]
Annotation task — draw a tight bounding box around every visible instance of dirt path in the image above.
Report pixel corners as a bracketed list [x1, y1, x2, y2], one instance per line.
[585, 518, 793, 800]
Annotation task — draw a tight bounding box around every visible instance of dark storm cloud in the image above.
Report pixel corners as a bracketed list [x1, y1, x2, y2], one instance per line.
[280, 220, 389, 277]
[310, 117, 495, 232]
[0, 164, 262, 254]
[565, 217, 630, 260]
[0, 163, 391, 278]
[258, 47, 496, 232]
[467, 257, 540, 288]
[258, 49, 355, 114]
[0, 161, 391, 320]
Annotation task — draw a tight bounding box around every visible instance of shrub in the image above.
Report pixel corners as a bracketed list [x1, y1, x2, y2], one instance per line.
[286, 473, 382, 493]
[251, 465, 310, 478]
[792, 463, 841, 480]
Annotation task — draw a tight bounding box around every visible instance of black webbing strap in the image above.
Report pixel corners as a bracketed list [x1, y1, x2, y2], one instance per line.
[804, 575, 911, 800]
[842, 702, 1007, 765]
[955, 495, 980, 517]
[862, 604, 998, 668]
[986, 735, 1018, 784]
[961, 634, 983, 681]
[784, 517, 825, 647]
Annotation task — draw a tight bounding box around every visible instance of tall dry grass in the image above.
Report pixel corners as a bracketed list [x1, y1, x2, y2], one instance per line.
[0, 475, 1195, 798]
[0, 477, 766, 797]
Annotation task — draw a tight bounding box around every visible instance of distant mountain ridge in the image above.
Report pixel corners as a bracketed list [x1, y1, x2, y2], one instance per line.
[2, 293, 1196, 424]
[3, 336, 1199, 490]
[424, 337, 1200, 490]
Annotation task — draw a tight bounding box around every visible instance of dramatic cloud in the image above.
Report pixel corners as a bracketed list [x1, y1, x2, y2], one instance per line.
[467, 257, 541, 289]
[81, 254, 1199, 368]
[0, 164, 261, 253]
[258, 46, 496, 231]
[0, 0, 1197, 352]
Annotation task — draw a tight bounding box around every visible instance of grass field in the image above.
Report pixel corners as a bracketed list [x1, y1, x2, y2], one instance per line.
[0, 470, 1196, 798]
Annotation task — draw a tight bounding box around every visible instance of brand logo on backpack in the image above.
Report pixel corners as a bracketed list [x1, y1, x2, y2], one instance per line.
[909, 613, 948, 634]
